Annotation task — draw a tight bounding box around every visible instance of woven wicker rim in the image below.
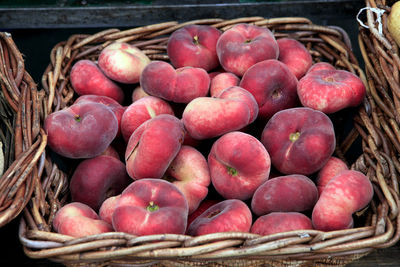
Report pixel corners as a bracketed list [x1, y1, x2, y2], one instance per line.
[0, 6, 396, 266]
[0, 32, 45, 227]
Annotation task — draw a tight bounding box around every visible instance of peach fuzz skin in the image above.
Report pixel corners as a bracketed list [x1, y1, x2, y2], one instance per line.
[240, 59, 299, 120]
[186, 199, 252, 236]
[277, 38, 313, 79]
[261, 107, 336, 175]
[125, 114, 185, 180]
[121, 95, 174, 142]
[216, 23, 279, 77]
[53, 202, 113, 238]
[165, 145, 211, 214]
[101, 145, 120, 160]
[70, 155, 131, 212]
[112, 179, 188, 236]
[316, 156, 348, 195]
[140, 61, 210, 104]
[312, 170, 373, 231]
[44, 101, 118, 159]
[70, 59, 124, 104]
[99, 195, 120, 226]
[98, 42, 150, 84]
[251, 212, 313, 236]
[251, 174, 318, 216]
[208, 131, 271, 200]
[210, 72, 240, 97]
[131, 86, 150, 102]
[297, 66, 366, 114]
[74, 94, 125, 138]
[167, 24, 222, 71]
[182, 86, 258, 140]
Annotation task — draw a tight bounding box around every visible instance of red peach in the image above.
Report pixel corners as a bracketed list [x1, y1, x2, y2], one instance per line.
[187, 199, 252, 236]
[98, 42, 150, 84]
[277, 38, 313, 79]
[251, 174, 318, 216]
[99, 195, 120, 226]
[208, 71, 222, 80]
[167, 24, 222, 71]
[261, 107, 336, 175]
[125, 114, 185, 179]
[208, 131, 271, 200]
[216, 86, 259, 123]
[316, 156, 348, 195]
[240, 59, 299, 120]
[216, 23, 279, 76]
[182, 130, 202, 147]
[70, 59, 124, 104]
[53, 202, 113, 237]
[297, 68, 366, 114]
[210, 72, 240, 97]
[131, 86, 150, 102]
[70, 155, 131, 211]
[140, 61, 210, 103]
[74, 94, 125, 138]
[165, 145, 211, 214]
[251, 212, 313, 236]
[312, 170, 373, 231]
[44, 101, 118, 159]
[112, 179, 188, 235]
[101, 145, 120, 160]
[182, 86, 258, 140]
[187, 199, 221, 227]
[307, 62, 336, 74]
[121, 95, 174, 142]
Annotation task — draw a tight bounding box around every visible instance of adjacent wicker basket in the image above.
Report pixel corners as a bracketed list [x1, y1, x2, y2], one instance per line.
[0, 32, 45, 228]
[14, 12, 400, 267]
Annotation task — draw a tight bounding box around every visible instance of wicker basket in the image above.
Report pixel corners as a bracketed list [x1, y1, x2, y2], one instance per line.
[16, 14, 400, 267]
[0, 32, 45, 228]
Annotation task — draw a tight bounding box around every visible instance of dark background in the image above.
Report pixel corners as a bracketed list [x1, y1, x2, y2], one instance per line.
[1, 1, 399, 266]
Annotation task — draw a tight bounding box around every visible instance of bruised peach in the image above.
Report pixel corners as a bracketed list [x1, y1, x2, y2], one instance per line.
[187, 199, 252, 236]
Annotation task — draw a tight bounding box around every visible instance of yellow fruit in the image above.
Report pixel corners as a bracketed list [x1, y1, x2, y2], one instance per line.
[388, 1, 400, 47]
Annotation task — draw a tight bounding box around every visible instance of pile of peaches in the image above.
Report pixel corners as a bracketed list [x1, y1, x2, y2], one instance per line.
[45, 23, 373, 238]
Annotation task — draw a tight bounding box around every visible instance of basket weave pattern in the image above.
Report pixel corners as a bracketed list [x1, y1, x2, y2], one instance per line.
[7, 13, 399, 267]
[0, 32, 46, 228]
